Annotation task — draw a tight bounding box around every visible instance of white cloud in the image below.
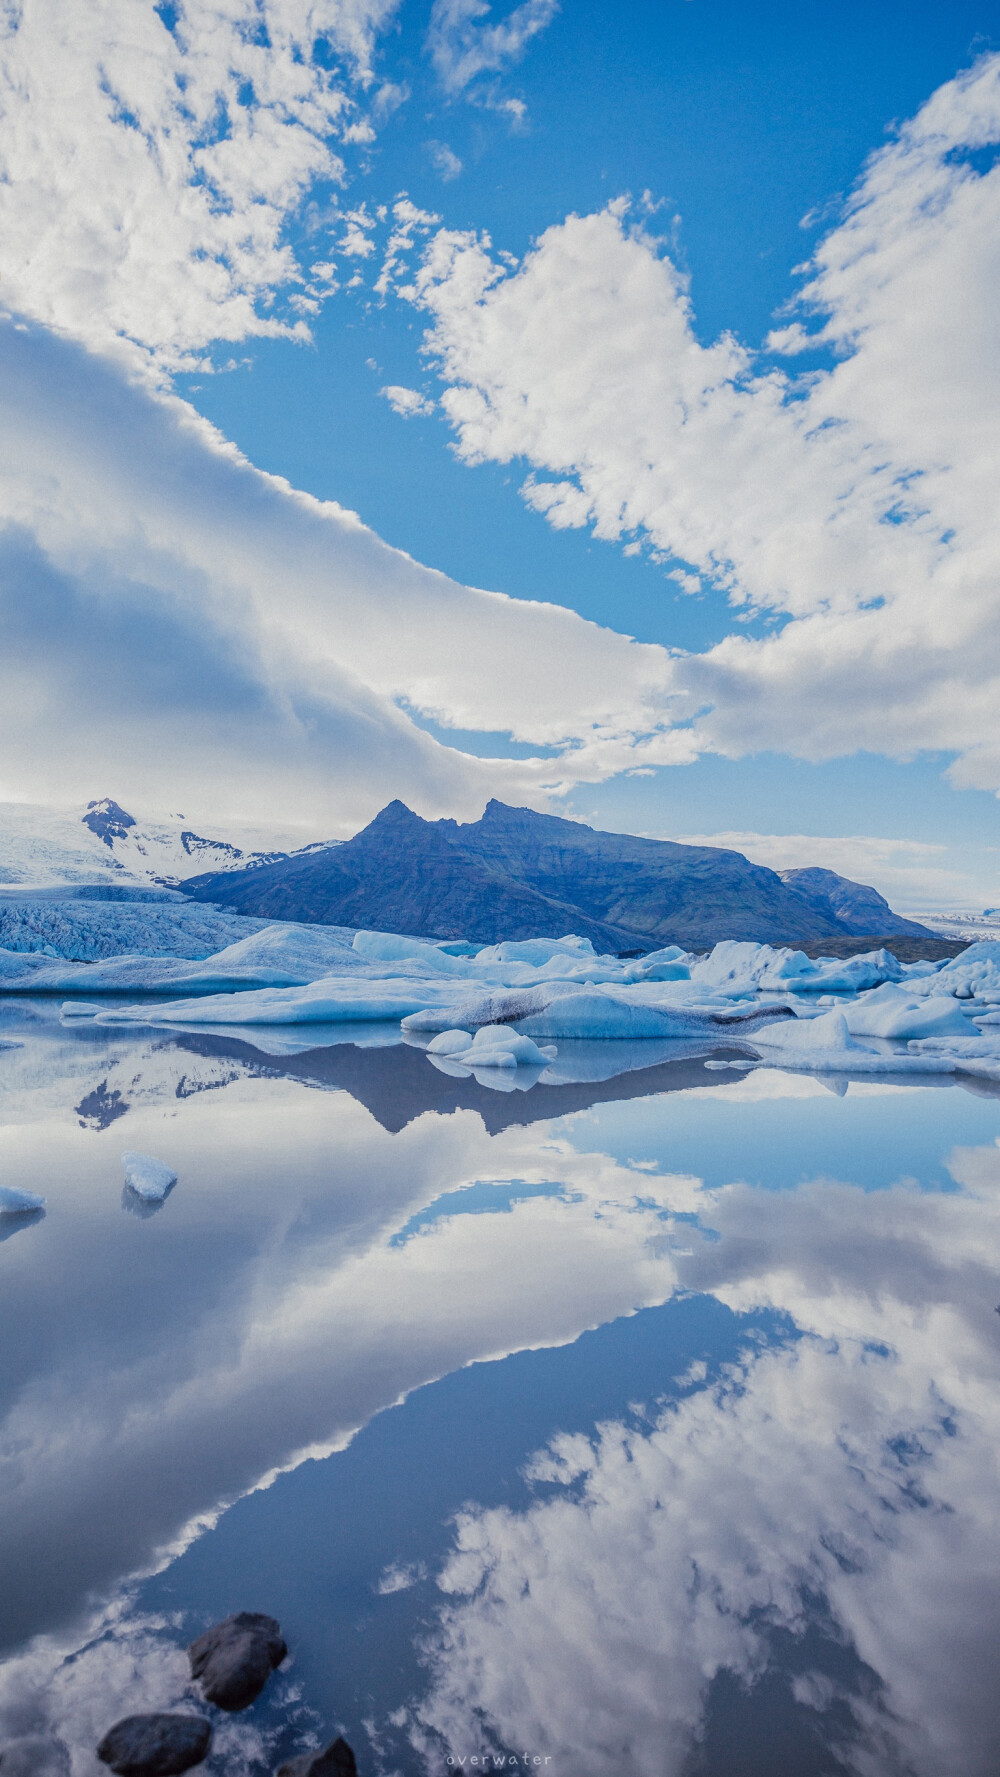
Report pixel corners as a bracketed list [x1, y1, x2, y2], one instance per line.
[0, 0, 401, 374]
[398, 57, 1000, 792]
[425, 0, 558, 97]
[380, 382, 436, 416]
[0, 318, 691, 831]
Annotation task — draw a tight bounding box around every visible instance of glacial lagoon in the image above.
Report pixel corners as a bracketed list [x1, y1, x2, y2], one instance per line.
[2, 998, 1000, 1777]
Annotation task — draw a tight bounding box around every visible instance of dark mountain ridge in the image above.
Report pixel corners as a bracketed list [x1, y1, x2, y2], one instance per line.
[182, 798, 934, 948]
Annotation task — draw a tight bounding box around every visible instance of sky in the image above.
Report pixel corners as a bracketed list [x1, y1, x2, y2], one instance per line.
[1, 0, 1000, 910]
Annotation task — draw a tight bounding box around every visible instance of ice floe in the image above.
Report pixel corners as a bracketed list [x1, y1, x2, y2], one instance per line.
[122, 1153, 177, 1203]
[426, 1026, 556, 1069]
[3, 921, 998, 1089]
[0, 1185, 46, 1213]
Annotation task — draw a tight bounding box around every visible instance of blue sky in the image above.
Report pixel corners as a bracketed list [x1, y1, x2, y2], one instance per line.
[1, 0, 1000, 908]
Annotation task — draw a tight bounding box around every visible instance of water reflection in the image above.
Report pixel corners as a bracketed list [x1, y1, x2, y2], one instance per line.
[1, 1007, 999, 1776]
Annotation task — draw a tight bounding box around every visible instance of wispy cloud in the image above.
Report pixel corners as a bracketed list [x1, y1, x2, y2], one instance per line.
[426, 0, 558, 96]
[426, 138, 464, 181]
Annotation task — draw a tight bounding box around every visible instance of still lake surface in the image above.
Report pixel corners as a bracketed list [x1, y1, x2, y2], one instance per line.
[2, 998, 1000, 1777]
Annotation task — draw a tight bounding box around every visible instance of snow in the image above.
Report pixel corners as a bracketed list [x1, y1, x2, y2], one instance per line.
[0, 797, 300, 887]
[0, 1185, 46, 1213]
[121, 1152, 177, 1202]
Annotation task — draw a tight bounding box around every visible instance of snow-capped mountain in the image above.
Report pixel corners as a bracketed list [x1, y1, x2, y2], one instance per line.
[0, 797, 305, 887]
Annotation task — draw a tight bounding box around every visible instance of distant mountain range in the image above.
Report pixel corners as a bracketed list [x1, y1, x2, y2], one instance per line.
[182, 798, 933, 948]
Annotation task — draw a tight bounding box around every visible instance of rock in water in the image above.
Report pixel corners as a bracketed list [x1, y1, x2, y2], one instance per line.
[276, 1737, 358, 1777]
[96, 1715, 211, 1776]
[187, 1611, 287, 1711]
[0, 1734, 70, 1777]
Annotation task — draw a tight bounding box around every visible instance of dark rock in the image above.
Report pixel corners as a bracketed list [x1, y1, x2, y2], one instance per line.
[96, 1714, 211, 1776]
[276, 1737, 358, 1777]
[0, 1734, 70, 1777]
[187, 1612, 287, 1712]
[83, 799, 137, 846]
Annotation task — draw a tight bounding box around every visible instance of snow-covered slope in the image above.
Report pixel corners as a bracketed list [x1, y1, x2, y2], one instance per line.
[0, 797, 305, 886]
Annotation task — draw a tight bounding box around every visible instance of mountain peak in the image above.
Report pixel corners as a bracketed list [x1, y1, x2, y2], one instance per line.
[82, 799, 137, 847]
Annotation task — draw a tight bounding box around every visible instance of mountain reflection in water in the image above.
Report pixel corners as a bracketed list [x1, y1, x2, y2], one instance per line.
[1, 1004, 999, 1777]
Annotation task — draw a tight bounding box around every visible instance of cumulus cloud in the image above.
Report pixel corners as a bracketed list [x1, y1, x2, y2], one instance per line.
[0, 0, 401, 374]
[397, 57, 1000, 791]
[380, 381, 436, 416]
[425, 0, 558, 97]
[0, 320, 690, 831]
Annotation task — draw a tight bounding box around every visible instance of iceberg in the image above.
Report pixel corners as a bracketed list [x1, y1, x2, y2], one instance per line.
[426, 1025, 555, 1069]
[518, 992, 696, 1041]
[843, 987, 975, 1040]
[93, 976, 471, 1026]
[0, 1184, 46, 1213]
[471, 936, 596, 966]
[122, 1152, 177, 1202]
[401, 982, 588, 1033]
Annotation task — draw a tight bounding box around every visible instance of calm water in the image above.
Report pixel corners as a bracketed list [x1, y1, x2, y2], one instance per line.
[2, 999, 1000, 1777]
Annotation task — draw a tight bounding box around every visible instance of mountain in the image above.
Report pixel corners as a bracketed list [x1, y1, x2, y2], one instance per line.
[0, 797, 297, 887]
[182, 798, 931, 947]
[777, 867, 932, 939]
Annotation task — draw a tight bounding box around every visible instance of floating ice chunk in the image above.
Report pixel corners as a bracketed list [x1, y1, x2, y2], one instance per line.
[749, 1009, 857, 1054]
[0, 1184, 46, 1213]
[472, 936, 597, 966]
[622, 956, 691, 982]
[688, 942, 904, 996]
[518, 992, 691, 1040]
[122, 1152, 177, 1202]
[95, 976, 468, 1026]
[351, 932, 477, 973]
[402, 982, 587, 1033]
[462, 1026, 555, 1067]
[431, 1025, 556, 1069]
[844, 989, 974, 1040]
[690, 942, 816, 991]
[427, 1029, 475, 1055]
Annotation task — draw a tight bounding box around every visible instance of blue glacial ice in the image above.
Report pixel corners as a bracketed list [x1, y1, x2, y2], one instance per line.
[0, 915, 996, 1086]
[0, 1185, 46, 1214]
